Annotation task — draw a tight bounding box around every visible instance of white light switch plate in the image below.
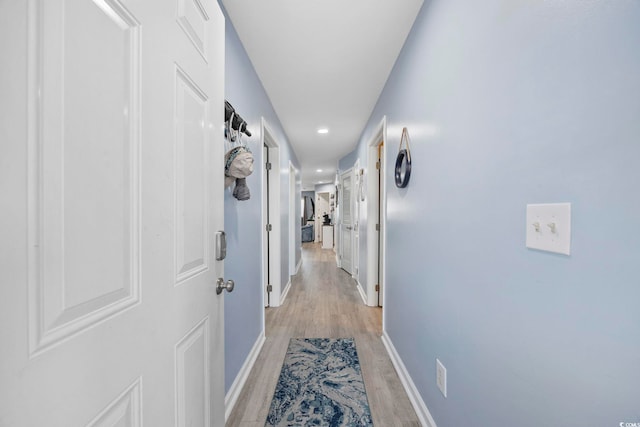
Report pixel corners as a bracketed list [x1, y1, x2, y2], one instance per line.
[526, 203, 571, 255]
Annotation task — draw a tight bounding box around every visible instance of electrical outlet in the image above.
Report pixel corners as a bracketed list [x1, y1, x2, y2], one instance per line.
[436, 358, 447, 398]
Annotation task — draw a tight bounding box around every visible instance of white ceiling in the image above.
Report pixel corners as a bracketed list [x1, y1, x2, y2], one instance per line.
[221, 0, 424, 190]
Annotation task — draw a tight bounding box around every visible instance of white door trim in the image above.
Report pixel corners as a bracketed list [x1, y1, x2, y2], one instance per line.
[288, 162, 297, 276]
[367, 116, 387, 308]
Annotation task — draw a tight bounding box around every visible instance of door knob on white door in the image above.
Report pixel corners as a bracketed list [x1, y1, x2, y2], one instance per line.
[216, 278, 235, 295]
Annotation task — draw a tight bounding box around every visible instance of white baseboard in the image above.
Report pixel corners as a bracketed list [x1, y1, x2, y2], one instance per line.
[280, 277, 292, 305]
[295, 257, 302, 274]
[381, 331, 438, 427]
[356, 281, 367, 305]
[225, 332, 266, 421]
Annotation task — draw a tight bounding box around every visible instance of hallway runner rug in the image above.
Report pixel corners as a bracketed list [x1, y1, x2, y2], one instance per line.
[265, 338, 373, 426]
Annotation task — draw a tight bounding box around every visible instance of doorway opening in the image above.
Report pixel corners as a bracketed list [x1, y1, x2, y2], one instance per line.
[262, 119, 281, 308]
[314, 192, 330, 243]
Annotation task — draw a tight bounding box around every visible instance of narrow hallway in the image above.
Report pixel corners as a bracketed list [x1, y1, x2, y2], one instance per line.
[226, 243, 420, 426]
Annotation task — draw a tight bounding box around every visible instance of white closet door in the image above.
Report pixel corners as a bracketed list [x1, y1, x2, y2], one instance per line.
[340, 170, 353, 274]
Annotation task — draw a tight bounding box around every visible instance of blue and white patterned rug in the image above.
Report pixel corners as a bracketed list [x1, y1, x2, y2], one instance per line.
[265, 338, 373, 426]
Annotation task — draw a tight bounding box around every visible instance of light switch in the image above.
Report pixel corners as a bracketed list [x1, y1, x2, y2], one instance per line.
[526, 203, 571, 255]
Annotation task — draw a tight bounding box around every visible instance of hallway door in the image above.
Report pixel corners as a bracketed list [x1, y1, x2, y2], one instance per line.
[377, 142, 384, 306]
[262, 122, 281, 307]
[340, 169, 353, 274]
[264, 143, 272, 306]
[353, 163, 361, 282]
[0, 1, 226, 426]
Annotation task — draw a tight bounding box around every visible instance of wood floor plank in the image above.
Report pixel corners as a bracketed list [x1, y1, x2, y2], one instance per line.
[226, 242, 420, 426]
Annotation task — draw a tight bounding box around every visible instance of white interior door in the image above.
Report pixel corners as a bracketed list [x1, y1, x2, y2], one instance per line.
[263, 143, 271, 307]
[340, 170, 353, 274]
[378, 142, 385, 307]
[353, 165, 360, 281]
[0, 0, 226, 426]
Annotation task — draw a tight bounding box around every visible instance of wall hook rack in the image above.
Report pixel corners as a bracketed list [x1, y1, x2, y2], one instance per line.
[225, 100, 251, 140]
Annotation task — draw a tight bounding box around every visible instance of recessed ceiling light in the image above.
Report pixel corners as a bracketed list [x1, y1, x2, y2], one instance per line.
[317, 128, 329, 134]
[316, 169, 323, 173]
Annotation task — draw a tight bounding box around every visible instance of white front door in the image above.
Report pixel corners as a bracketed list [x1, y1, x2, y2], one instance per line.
[340, 170, 353, 274]
[0, 0, 226, 426]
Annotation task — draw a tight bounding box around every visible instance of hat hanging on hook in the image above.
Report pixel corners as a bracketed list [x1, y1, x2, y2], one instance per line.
[224, 100, 254, 200]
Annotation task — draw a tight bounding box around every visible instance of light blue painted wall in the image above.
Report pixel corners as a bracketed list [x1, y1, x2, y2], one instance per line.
[338, 151, 359, 171]
[222, 5, 300, 392]
[342, 0, 640, 425]
[314, 183, 335, 193]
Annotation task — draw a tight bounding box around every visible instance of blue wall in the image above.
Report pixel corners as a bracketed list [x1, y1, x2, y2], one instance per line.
[314, 183, 335, 193]
[338, 151, 359, 172]
[222, 5, 300, 393]
[342, 0, 640, 425]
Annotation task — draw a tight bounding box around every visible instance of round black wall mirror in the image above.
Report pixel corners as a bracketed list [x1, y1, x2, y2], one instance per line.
[395, 148, 411, 188]
[395, 127, 412, 188]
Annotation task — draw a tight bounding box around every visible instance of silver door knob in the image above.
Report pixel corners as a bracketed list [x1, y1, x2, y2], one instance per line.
[216, 278, 235, 295]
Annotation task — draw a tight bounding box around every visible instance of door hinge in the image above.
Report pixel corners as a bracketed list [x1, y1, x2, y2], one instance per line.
[375, 284, 380, 292]
[266, 224, 272, 232]
[267, 284, 273, 292]
[376, 223, 380, 231]
[266, 162, 272, 170]
[376, 161, 380, 170]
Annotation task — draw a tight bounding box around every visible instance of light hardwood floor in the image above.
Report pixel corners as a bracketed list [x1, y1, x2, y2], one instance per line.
[226, 242, 420, 427]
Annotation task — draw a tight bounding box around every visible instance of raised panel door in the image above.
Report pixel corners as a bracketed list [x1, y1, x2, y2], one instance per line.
[340, 171, 353, 274]
[0, 0, 226, 425]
